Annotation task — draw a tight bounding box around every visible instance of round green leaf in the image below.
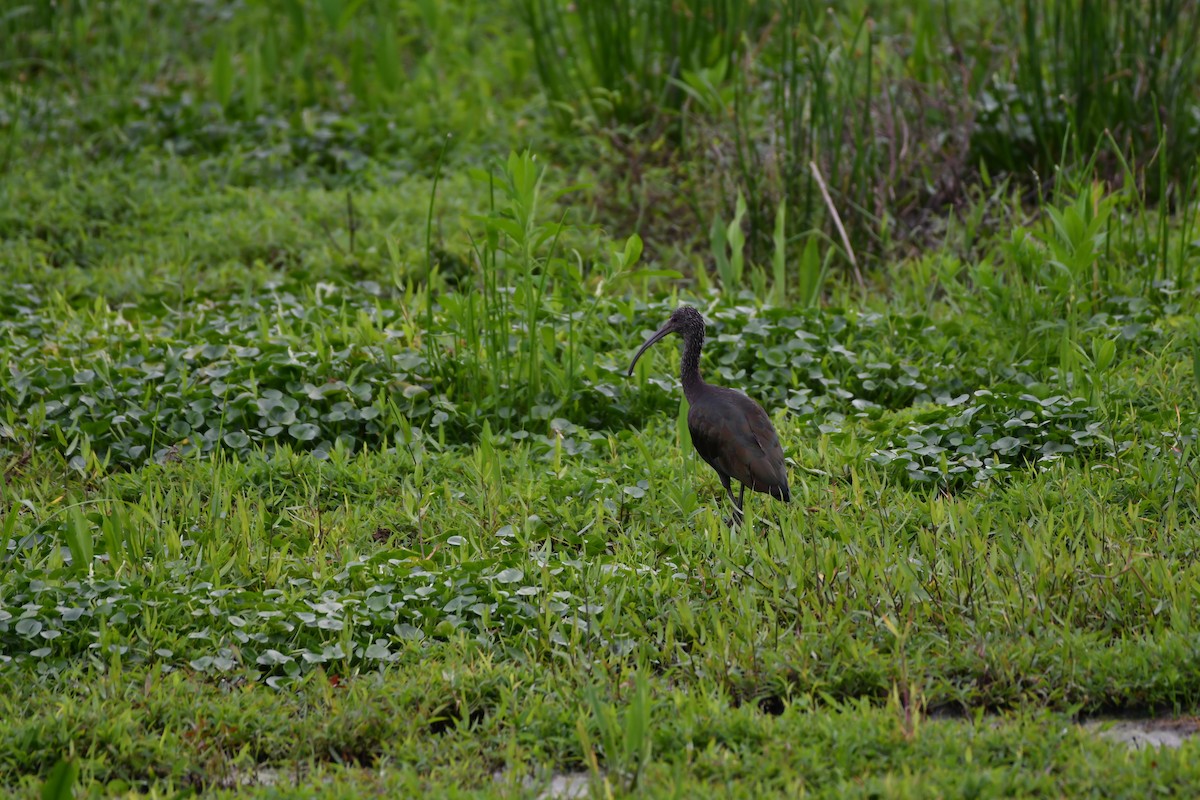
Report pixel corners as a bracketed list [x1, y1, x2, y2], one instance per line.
[223, 431, 251, 448]
[289, 423, 320, 441]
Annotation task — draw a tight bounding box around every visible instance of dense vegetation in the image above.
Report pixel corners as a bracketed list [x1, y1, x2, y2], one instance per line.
[3, 0, 1200, 795]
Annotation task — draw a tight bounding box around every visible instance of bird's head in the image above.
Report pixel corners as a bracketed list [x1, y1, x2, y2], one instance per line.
[627, 305, 706, 376]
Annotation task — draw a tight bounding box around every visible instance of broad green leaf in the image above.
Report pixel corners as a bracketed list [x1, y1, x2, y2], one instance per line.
[41, 759, 78, 800]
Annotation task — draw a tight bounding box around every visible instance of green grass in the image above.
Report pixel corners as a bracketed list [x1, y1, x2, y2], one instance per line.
[4, 0, 1200, 797]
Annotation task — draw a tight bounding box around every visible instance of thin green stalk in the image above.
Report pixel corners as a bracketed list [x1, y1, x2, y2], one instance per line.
[424, 133, 451, 375]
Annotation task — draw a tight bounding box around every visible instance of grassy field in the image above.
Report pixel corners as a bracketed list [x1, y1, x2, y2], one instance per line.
[4, 0, 1200, 796]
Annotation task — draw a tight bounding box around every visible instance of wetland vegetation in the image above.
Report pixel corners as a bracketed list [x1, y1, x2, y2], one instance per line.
[3, 0, 1200, 795]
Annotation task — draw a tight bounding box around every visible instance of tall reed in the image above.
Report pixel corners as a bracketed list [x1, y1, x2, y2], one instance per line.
[522, 0, 753, 131]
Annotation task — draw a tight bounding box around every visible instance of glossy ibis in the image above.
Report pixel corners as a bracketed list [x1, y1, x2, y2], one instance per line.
[627, 306, 790, 522]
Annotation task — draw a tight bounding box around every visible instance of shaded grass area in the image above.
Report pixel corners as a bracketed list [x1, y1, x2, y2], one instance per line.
[0, 157, 492, 299]
[4, 665, 1200, 797]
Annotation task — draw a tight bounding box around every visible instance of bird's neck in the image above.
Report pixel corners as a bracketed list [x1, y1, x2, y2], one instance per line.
[680, 334, 705, 403]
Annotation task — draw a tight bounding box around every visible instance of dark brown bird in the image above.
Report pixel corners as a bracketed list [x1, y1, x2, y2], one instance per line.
[627, 305, 790, 522]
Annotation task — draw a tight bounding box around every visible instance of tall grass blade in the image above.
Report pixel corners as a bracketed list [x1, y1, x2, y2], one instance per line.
[211, 39, 234, 109]
[771, 200, 787, 304]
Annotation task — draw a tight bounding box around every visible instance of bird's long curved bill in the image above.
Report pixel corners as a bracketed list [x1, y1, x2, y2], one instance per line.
[627, 323, 674, 376]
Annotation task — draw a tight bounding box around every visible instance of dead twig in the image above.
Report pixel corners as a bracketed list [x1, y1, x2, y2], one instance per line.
[809, 160, 865, 289]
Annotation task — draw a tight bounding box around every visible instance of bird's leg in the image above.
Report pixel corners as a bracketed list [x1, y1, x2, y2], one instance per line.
[720, 474, 742, 527]
[730, 483, 745, 527]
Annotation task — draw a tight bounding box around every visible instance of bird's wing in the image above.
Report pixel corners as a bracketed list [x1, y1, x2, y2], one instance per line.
[687, 404, 729, 477]
[740, 403, 790, 499]
[688, 389, 790, 500]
